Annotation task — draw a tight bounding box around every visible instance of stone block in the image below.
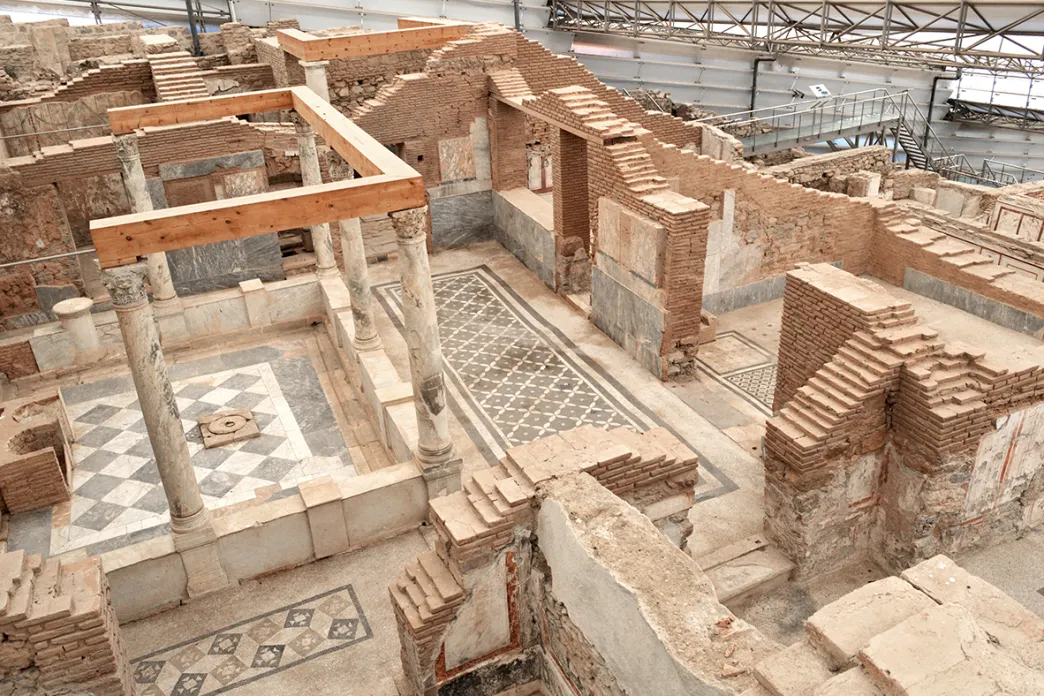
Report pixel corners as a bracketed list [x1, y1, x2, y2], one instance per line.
[901, 554, 1044, 671]
[239, 278, 271, 328]
[340, 463, 427, 547]
[812, 668, 881, 695]
[754, 639, 834, 696]
[806, 576, 936, 668]
[597, 196, 666, 286]
[858, 602, 1044, 695]
[198, 408, 260, 448]
[910, 187, 937, 206]
[299, 475, 350, 559]
[935, 187, 966, 217]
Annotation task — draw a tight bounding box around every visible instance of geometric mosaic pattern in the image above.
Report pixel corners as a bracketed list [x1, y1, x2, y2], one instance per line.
[724, 364, 778, 409]
[132, 585, 371, 695]
[695, 330, 777, 416]
[376, 265, 738, 504]
[57, 361, 350, 556]
[380, 269, 642, 449]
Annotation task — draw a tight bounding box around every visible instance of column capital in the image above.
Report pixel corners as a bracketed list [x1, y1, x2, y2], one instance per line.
[300, 59, 330, 68]
[101, 263, 149, 309]
[113, 133, 142, 165]
[391, 206, 430, 243]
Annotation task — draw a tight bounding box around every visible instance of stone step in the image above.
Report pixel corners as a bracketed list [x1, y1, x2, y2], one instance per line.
[696, 535, 795, 606]
[812, 668, 882, 696]
[779, 407, 829, 440]
[754, 640, 836, 696]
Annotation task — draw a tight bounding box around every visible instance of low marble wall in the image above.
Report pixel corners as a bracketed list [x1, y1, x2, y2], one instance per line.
[103, 463, 428, 622]
[492, 189, 555, 290]
[591, 263, 664, 379]
[27, 275, 324, 374]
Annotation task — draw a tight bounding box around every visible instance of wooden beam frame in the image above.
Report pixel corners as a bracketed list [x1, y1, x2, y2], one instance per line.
[92, 87, 424, 268]
[276, 23, 469, 62]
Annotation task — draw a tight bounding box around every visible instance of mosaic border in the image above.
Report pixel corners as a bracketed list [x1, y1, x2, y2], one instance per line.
[375, 264, 738, 504]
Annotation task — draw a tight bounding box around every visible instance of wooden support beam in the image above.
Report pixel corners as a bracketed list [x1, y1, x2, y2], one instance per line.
[276, 24, 469, 61]
[290, 86, 414, 179]
[397, 16, 465, 29]
[90, 175, 425, 268]
[108, 89, 294, 135]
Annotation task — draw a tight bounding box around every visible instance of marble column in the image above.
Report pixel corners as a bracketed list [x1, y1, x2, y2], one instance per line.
[114, 134, 189, 343]
[390, 206, 461, 496]
[295, 119, 338, 278]
[101, 263, 230, 598]
[338, 217, 381, 352]
[300, 60, 331, 102]
[51, 297, 103, 363]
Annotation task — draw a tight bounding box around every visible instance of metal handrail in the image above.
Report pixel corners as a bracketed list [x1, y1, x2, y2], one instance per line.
[691, 88, 891, 124]
[981, 159, 1044, 185]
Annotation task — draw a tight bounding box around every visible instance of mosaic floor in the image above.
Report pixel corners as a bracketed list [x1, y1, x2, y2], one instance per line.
[376, 265, 736, 502]
[696, 331, 777, 415]
[132, 584, 371, 696]
[49, 344, 354, 556]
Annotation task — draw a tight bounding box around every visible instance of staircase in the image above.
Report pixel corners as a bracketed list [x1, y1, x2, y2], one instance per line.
[147, 51, 209, 102]
[892, 122, 928, 169]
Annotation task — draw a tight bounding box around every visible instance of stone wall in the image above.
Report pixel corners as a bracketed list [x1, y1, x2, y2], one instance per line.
[0, 171, 82, 328]
[764, 146, 892, 191]
[765, 264, 1044, 576]
[326, 49, 430, 114]
[492, 189, 555, 290]
[0, 59, 154, 115]
[0, 90, 145, 156]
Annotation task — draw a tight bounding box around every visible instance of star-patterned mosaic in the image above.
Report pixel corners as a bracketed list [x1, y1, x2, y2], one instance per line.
[378, 268, 645, 451]
[55, 359, 352, 556]
[696, 330, 777, 415]
[132, 585, 371, 695]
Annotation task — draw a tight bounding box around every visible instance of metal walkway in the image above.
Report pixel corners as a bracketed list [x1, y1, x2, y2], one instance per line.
[696, 89, 1040, 187]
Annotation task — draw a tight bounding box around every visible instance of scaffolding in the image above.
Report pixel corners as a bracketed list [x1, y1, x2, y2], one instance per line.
[548, 0, 1044, 76]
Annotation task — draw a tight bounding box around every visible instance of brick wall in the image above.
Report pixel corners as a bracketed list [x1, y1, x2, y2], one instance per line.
[0, 551, 135, 696]
[774, 263, 916, 411]
[870, 201, 1044, 321]
[326, 49, 430, 114]
[0, 340, 38, 378]
[0, 60, 155, 116]
[488, 98, 527, 191]
[645, 134, 877, 288]
[7, 118, 265, 187]
[764, 264, 1044, 575]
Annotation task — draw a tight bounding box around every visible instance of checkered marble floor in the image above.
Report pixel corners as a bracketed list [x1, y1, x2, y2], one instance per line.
[58, 362, 350, 556]
[132, 585, 371, 696]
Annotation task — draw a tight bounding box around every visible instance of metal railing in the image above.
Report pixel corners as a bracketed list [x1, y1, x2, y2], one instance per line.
[981, 159, 1044, 186]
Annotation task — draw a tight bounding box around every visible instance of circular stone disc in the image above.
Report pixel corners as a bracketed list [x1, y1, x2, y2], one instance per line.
[209, 415, 248, 434]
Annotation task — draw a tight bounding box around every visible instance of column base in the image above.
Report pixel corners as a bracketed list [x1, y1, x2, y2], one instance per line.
[418, 452, 463, 498]
[317, 266, 340, 279]
[351, 333, 383, 353]
[172, 508, 233, 598]
[153, 297, 189, 345]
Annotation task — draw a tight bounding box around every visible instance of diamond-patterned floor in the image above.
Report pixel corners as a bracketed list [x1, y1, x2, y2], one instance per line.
[131, 585, 370, 696]
[51, 347, 353, 556]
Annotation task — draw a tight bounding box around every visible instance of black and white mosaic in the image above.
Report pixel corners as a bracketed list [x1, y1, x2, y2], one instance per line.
[132, 585, 371, 696]
[376, 265, 737, 502]
[53, 346, 353, 556]
[696, 330, 777, 415]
